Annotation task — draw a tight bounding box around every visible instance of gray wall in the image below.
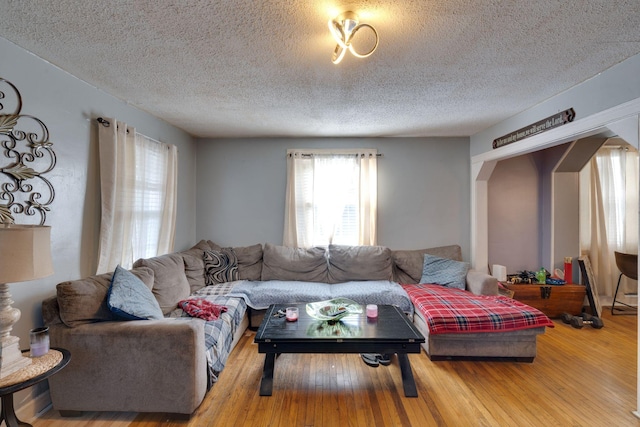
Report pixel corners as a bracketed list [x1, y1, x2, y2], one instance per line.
[488, 154, 540, 272]
[487, 145, 579, 277]
[471, 53, 640, 156]
[195, 137, 472, 258]
[0, 37, 197, 411]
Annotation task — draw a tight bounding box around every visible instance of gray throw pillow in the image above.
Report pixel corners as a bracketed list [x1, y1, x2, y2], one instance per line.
[420, 254, 469, 290]
[107, 265, 164, 321]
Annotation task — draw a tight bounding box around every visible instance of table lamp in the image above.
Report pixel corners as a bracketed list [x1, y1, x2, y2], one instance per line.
[0, 225, 53, 378]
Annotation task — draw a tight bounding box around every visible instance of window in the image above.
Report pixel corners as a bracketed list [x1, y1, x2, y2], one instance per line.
[131, 134, 178, 260]
[579, 141, 638, 296]
[284, 149, 377, 247]
[96, 119, 177, 273]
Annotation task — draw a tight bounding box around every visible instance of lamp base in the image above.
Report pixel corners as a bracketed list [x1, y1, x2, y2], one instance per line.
[0, 336, 31, 378]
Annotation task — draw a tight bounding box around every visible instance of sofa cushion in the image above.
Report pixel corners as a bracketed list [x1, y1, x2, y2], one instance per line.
[180, 240, 212, 293]
[56, 267, 155, 327]
[133, 253, 191, 315]
[327, 245, 393, 283]
[261, 243, 328, 282]
[233, 244, 263, 281]
[203, 248, 239, 285]
[207, 241, 263, 281]
[392, 245, 463, 284]
[420, 253, 470, 290]
[107, 265, 164, 321]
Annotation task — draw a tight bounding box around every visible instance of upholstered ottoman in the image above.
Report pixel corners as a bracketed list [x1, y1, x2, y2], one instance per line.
[402, 284, 554, 362]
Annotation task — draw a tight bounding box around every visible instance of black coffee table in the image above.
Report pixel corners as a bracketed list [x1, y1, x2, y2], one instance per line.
[254, 303, 425, 397]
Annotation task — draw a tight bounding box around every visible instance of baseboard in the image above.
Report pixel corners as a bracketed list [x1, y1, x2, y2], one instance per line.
[15, 388, 52, 423]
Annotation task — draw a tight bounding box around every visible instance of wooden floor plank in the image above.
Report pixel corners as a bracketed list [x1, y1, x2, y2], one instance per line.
[32, 310, 639, 427]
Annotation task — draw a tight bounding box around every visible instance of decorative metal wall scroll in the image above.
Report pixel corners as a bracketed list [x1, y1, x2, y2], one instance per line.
[0, 78, 56, 225]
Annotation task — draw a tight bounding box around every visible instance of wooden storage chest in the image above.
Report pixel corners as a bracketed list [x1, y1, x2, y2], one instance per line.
[503, 283, 586, 318]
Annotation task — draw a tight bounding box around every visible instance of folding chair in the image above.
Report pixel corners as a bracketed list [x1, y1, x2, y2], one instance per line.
[611, 251, 638, 315]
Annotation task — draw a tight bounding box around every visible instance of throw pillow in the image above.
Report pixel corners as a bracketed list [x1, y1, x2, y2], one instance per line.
[204, 248, 239, 285]
[420, 254, 470, 290]
[56, 266, 155, 327]
[107, 265, 164, 321]
[392, 245, 463, 284]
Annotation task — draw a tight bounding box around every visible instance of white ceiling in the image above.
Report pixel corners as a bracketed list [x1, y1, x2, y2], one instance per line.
[1, 0, 639, 139]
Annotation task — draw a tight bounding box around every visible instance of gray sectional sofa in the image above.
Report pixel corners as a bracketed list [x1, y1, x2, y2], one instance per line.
[42, 240, 544, 417]
[42, 240, 249, 416]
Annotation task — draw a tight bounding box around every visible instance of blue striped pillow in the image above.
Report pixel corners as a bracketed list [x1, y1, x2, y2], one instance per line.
[420, 254, 469, 290]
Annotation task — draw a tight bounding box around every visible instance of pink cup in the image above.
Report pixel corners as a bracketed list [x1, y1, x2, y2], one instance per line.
[286, 307, 299, 321]
[366, 304, 378, 318]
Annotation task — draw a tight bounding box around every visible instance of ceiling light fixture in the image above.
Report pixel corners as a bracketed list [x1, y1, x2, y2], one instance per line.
[328, 11, 379, 64]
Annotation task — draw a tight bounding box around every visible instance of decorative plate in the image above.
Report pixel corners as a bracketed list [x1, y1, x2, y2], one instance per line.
[305, 298, 363, 322]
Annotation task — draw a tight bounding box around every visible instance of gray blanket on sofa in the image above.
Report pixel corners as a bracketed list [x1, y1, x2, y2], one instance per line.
[227, 279, 413, 315]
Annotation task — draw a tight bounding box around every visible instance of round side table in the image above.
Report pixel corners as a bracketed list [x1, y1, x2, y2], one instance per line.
[0, 348, 70, 427]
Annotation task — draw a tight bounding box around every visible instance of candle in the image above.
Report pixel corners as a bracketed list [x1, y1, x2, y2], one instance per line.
[30, 326, 50, 357]
[366, 304, 378, 318]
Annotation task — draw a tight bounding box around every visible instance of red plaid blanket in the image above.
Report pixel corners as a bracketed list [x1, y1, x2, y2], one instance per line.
[402, 284, 554, 334]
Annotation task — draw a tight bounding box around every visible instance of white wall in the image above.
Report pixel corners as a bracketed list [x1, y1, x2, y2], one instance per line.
[0, 37, 197, 416]
[195, 137, 472, 258]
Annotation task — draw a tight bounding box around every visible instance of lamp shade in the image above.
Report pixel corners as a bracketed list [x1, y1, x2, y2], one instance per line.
[0, 225, 53, 283]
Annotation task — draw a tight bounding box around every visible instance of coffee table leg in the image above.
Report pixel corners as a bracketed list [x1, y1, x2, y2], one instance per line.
[259, 353, 276, 396]
[397, 353, 419, 397]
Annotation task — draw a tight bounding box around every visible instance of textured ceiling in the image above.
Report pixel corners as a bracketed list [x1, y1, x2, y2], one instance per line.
[1, 0, 639, 138]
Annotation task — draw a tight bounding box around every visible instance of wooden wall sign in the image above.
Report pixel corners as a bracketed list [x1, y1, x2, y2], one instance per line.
[493, 108, 576, 149]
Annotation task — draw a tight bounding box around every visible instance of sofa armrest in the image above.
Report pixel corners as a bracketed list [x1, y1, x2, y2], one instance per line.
[466, 270, 498, 296]
[48, 318, 207, 415]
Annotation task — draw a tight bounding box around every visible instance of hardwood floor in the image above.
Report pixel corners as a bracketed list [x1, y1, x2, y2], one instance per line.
[33, 311, 638, 427]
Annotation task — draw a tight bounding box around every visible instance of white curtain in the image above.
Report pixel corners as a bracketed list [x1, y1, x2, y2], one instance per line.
[283, 149, 377, 248]
[580, 142, 639, 297]
[96, 118, 178, 274]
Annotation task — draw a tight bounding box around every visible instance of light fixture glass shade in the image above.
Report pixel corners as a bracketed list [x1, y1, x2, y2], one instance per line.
[0, 225, 53, 283]
[328, 11, 379, 64]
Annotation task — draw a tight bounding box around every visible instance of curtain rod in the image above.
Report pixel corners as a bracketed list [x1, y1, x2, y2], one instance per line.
[95, 117, 169, 149]
[96, 117, 111, 127]
[96, 117, 129, 134]
[288, 153, 383, 158]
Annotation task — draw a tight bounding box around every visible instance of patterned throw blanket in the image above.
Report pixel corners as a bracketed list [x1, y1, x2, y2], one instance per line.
[402, 284, 554, 335]
[174, 290, 246, 387]
[227, 279, 414, 315]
